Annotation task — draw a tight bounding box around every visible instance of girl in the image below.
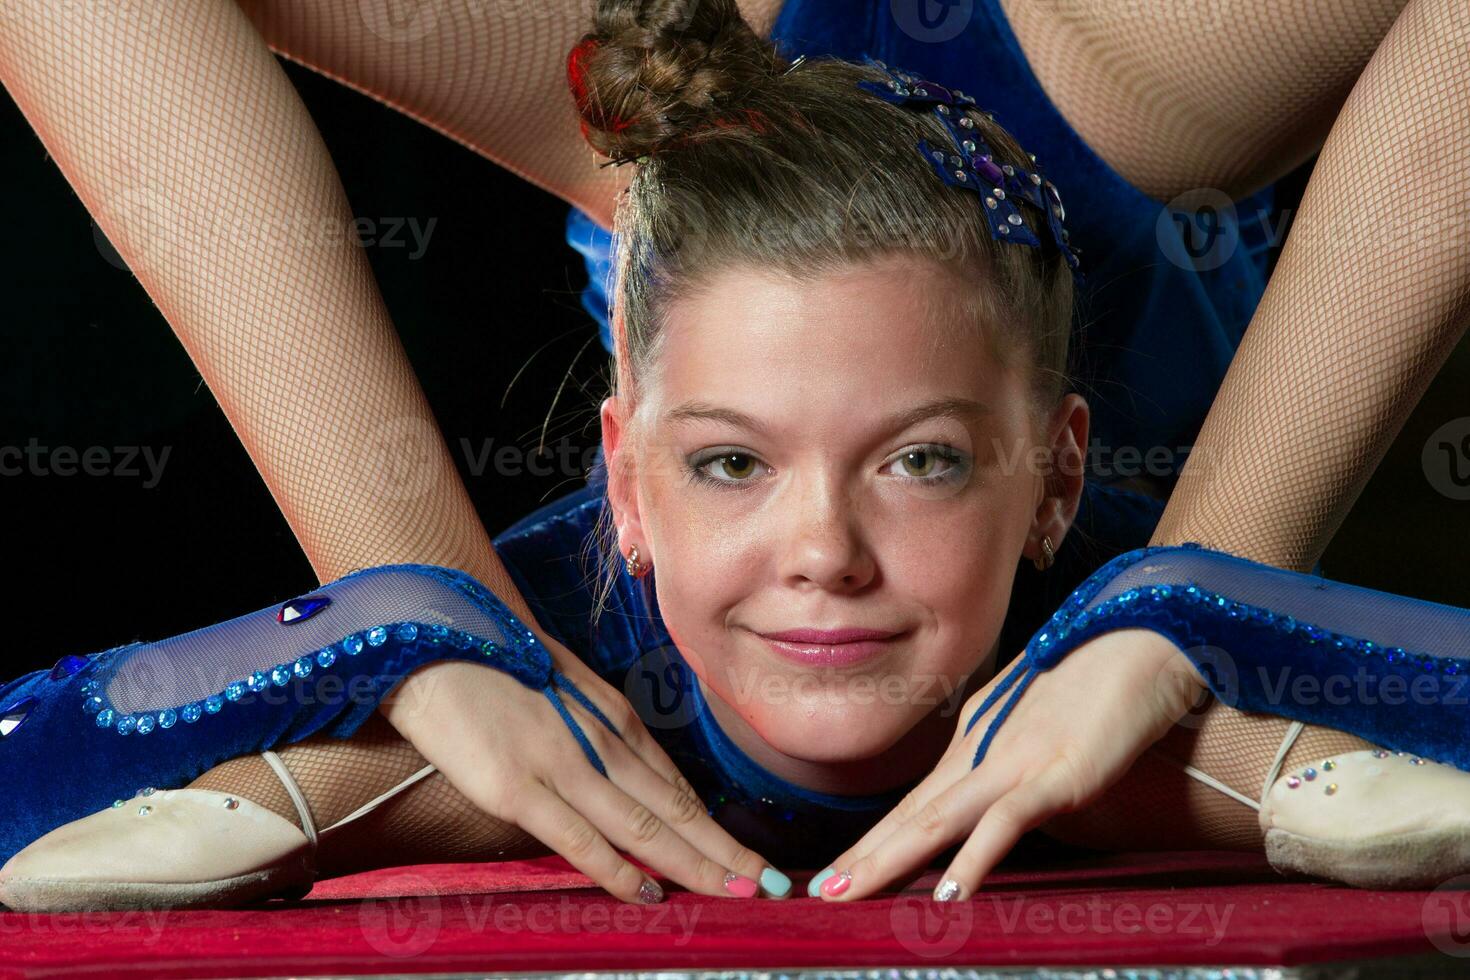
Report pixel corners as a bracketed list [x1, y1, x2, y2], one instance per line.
[3, 0, 1470, 910]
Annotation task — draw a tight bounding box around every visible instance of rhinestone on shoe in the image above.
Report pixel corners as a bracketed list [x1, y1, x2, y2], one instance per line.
[1303, 768, 1317, 781]
[1286, 776, 1301, 788]
[138, 805, 153, 816]
[1325, 783, 1338, 795]
[223, 797, 239, 809]
[1322, 760, 1336, 771]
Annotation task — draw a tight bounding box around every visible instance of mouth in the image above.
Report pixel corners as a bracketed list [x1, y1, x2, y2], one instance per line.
[751, 626, 907, 669]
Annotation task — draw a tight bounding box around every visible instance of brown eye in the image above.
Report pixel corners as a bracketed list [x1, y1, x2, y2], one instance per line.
[882, 444, 967, 484]
[899, 449, 938, 478]
[716, 453, 758, 480]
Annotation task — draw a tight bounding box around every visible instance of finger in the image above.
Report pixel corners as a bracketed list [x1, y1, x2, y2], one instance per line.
[933, 761, 1080, 902]
[554, 669, 796, 897]
[602, 738, 792, 897]
[808, 752, 970, 897]
[555, 758, 779, 899]
[552, 666, 711, 809]
[507, 779, 664, 905]
[818, 768, 1006, 902]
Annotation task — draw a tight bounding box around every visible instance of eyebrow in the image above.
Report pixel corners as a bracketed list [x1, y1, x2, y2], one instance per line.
[663, 396, 991, 437]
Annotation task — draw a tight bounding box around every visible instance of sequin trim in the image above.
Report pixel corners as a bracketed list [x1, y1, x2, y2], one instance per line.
[1025, 542, 1468, 678]
[82, 614, 539, 737]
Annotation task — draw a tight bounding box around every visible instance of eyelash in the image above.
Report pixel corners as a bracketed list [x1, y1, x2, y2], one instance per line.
[683, 444, 970, 490]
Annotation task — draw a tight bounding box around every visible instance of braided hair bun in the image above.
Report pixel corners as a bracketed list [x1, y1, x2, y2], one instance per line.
[567, 0, 791, 163]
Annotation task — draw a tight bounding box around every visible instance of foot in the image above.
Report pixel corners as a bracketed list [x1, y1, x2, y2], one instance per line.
[0, 788, 312, 912]
[1261, 748, 1470, 889]
[0, 714, 546, 911]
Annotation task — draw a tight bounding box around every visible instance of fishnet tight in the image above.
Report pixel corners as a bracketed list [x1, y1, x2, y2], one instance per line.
[189, 713, 549, 877]
[3, 0, 1465, 871]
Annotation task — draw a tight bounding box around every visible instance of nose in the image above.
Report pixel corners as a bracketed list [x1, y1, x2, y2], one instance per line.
[776, 471, 877, 593]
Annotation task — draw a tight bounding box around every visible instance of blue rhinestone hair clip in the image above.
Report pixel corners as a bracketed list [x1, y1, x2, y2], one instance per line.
[854, 55, 1082, 281]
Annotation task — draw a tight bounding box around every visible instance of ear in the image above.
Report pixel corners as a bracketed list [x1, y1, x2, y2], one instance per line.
[1027, 392, 1089, 565]
[600, 395, 650, 564]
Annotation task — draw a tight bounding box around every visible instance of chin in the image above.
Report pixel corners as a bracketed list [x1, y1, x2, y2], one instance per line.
[749, 702, 917, 765]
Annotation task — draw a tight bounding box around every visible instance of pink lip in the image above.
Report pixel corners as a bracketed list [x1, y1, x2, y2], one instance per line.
[754, 627, 905, 668]
[761, 627, 899, 643]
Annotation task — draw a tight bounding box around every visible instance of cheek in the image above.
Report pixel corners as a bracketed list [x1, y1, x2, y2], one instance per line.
[881, 488, 1027, 647]
[644, 477, 759, 586]
[642, 480, 761, 673]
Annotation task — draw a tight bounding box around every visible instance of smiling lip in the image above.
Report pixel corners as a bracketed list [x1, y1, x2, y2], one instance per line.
[754, 627, 904, 668]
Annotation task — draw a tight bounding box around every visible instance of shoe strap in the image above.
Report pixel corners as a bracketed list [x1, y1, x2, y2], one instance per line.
[319, 763, 440, 838]
[1258, 719, 1306, 809]
[258, 751, 442, 847]
[262, 749, 319, 849]
[1146, 719, 1305, 813]
[1140, 719, 1305, 811]
[1173, 760, 1261, 810]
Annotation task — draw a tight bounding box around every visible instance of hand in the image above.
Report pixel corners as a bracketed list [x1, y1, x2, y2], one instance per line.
[810, 627, 1205, 901]
[378, 628, 791, 904]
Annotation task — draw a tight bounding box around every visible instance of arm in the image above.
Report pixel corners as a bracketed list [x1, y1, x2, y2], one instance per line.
[0, 0, 535, 620]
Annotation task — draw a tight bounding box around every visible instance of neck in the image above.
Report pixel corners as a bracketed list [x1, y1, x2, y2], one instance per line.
[697, 640, 999, 797]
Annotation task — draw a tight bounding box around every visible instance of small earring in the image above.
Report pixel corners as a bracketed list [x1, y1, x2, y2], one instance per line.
[624, 544, 650, 578]
[1031, 534, 1055, 572]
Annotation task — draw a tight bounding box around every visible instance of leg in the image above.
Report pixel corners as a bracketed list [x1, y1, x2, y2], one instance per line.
[1043, 696, 1374, 851]
[188, 714, 549, 879]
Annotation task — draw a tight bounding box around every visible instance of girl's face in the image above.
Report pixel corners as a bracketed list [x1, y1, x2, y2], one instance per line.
[602, 254, 1087, 791]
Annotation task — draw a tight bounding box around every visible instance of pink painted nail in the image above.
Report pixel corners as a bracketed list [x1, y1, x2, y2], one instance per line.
[723, 872, 758, 898]
[821, 870, 852, 897]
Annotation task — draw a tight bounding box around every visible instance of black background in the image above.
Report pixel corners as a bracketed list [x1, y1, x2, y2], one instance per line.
[4, 56, 1468, 681]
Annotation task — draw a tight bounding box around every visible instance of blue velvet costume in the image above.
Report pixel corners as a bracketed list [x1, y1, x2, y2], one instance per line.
[2, 0, 1361, 877]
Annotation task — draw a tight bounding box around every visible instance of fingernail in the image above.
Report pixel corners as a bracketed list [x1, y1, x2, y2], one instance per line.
[638, 878, 664, 904]
[933, 878, 962, 902]
[807, 867, 835, 897]
[758, 866, 791, 898]
[723, 871, 758, 898]
[820, 870, 852, 897]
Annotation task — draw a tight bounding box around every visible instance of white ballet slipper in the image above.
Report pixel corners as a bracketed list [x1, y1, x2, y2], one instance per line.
[0, 750, 440, 911]
[1259, 747, 1470, 890]
[0, 787, 313, 912]
[1151, 720, 1470, 889]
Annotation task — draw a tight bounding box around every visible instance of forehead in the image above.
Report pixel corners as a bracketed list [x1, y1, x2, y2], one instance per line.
[645, 255, 1007, 413]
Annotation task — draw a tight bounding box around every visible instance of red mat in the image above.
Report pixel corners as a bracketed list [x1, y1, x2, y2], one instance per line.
[2, 851, 1465, 977]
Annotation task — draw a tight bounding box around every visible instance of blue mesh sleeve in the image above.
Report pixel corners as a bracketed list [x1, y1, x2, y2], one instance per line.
[967, 542, 1470, 772]
[0, 563, 623, 865]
